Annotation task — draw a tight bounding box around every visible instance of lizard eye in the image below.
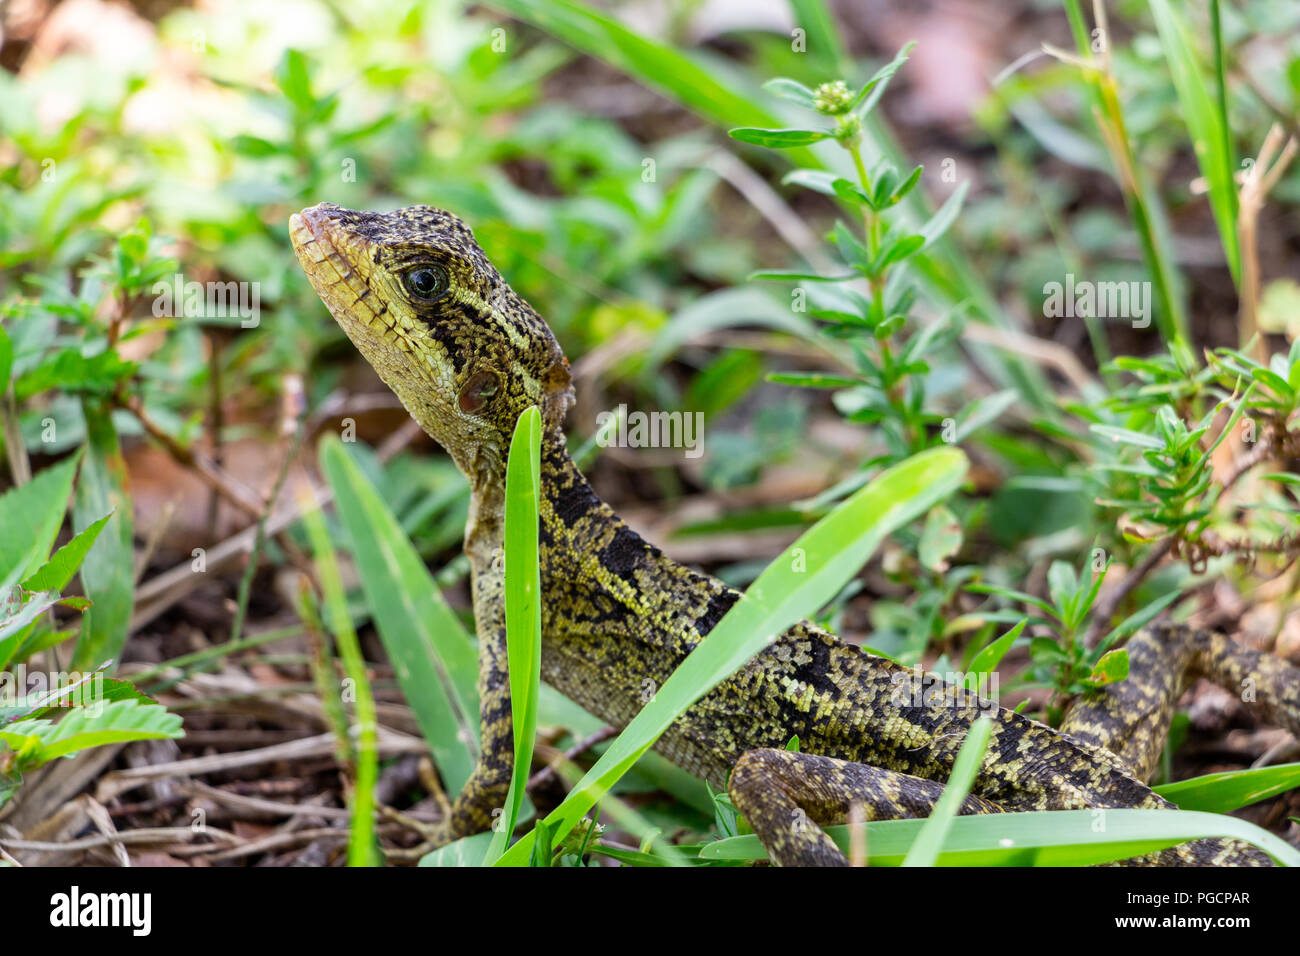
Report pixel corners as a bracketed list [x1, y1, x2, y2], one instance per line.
[403, 264, 450, 302]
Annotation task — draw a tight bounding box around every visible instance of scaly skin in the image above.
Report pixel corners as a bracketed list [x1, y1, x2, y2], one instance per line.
[290, 202, 1299, 866]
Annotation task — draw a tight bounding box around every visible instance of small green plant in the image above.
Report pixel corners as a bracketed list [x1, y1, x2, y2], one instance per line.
[0, 455, 182, 809]
[729, 47, 1011, 469]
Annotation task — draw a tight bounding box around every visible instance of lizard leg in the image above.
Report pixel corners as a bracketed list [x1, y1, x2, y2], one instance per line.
[1060, 623, 1300, 783]
[727, 748, 1002, 866]
[416, 544, 515, 851]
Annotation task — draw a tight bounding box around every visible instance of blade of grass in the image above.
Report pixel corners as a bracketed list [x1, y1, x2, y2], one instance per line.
[484, 406, 544, 863]
[300, 487, 380, 867]
[495, 446, 969, 866]
[1209, 0, 1237, 220]
[787, 0, 853, 78]
[900, 717, 994, 867]
[320, 436, 479, 794]
[1148, 0, 1240, 283]
[70, 402, 134, 670]
[1058, 0, 1190, 346]
[702, 807, 1300, 865]
[1154, 762, 1300, 813]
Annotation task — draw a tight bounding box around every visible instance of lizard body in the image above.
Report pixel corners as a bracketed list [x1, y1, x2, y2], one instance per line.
[290, 202, 1299, 866]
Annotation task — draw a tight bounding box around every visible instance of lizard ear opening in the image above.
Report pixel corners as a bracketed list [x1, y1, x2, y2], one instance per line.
[458, 368, 500, 415]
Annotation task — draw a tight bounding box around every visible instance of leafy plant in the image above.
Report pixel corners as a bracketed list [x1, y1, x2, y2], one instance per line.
[731, 48, 995, 467]
[0, 458, 182, 808]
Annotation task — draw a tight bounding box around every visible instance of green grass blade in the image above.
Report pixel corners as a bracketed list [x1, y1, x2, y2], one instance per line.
[1059, 0, 1190, 345]
[901, 717, 993, 866]
[1209, 0, 1237, 221]
[301, 490, 381, 867]
[319, 435, 479, 795]
[1154, 762, 1300, 813]
[1148, 0, 1240, 282]
[786, 0, 853, 77]
[485, 406, 544, 863]
[495, 446, 969, 865]
[70, 402, 134, 671]
[701, 808, 1300, 866]
[485, 0, 819, 162]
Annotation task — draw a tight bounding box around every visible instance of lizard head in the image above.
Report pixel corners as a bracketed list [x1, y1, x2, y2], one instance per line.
[290, 202, 573, 485]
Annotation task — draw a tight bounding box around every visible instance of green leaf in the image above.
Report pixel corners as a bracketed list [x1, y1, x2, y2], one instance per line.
[919, 181, 968, 249]
[274, 49, 316, 112]
[0, 453, 81, 584]
[761, 78, 817, 108]
[852, 42, 914, 116]
[1086, 648, 1130, 687]
[0, 591, 66, 670]
[954, 389, 1017, 442]
[918, 505, 962, 573]
[0, 325, 12, 389]
[496, 447, 969, 865]
[783, 169, 840, 197]
[1091, 425, 1166, 450]
[14, 348, 135, 401]
[728, 127, 833, 148]
[967, 620, 1027, 680]
[484, 0, 829, 164]
[700, 808, 1300, 866]
[320, 438, 478, 794]
[748, 269, 855, 282]
[767, 372, 861, 389]
[1047, 561, 1079, 622]
[968, 582, 1059, 620]
[901, 717, 994, 866]
[831, 177, 873, 209]
[1154, 763, 1300, 814]
[0, 699, 181, 766]
[873, 234, 925, 272]
[890, 164, 924, 205]
[21, 511, 112, 593]
[485, 407, 544, 863]
[418, 831, 495, 867]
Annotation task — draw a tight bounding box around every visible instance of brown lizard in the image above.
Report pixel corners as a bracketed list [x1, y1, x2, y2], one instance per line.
[290, 201, 1300, 866]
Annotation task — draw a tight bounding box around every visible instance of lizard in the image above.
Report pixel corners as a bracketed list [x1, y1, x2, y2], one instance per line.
[289, 201, 1300, 866]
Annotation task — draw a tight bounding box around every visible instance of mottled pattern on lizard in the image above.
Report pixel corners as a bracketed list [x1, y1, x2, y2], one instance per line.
[290, 202, 1299, 866]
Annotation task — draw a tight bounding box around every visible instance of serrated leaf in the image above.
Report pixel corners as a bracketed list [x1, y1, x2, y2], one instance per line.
[0, 453, 81, 584]
[0, 698, 182, 766]
[21, 511, 112, 593]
